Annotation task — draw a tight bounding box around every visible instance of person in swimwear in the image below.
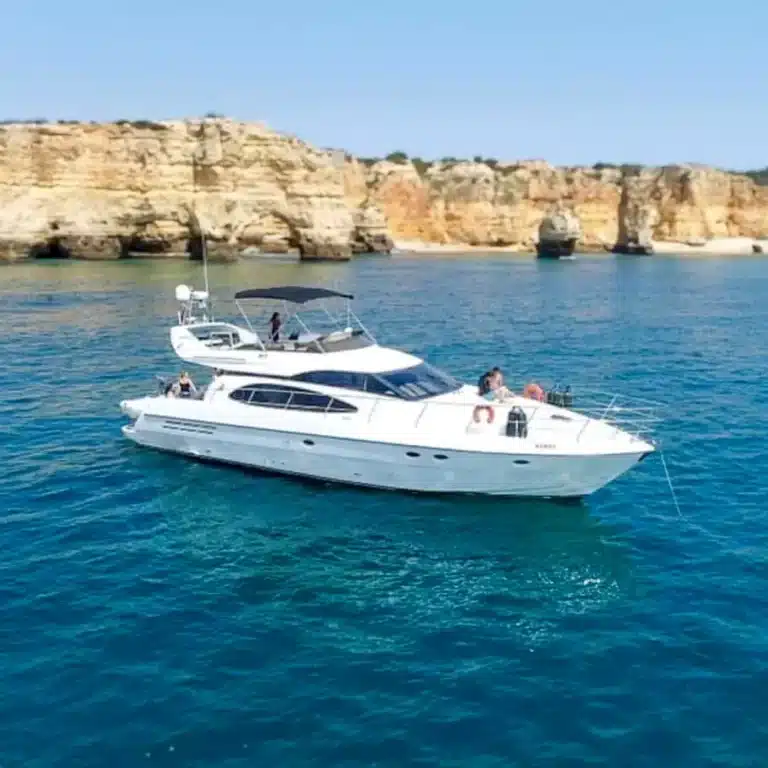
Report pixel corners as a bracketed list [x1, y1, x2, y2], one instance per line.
[473, 367, 504, 423]
[268, 312, 281, 343]
[170, 371, 197, 399]
[490, 367, 514, 400]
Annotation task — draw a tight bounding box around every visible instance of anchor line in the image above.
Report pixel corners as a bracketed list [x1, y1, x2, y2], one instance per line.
[657, 450, 727, 542]
[659, 449, 683, 519]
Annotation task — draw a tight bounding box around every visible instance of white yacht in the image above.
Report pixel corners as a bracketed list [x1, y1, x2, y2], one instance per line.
[119, 284, 659, 497]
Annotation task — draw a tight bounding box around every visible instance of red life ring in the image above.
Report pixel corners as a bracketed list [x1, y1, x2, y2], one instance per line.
[473, 404, 495, 423]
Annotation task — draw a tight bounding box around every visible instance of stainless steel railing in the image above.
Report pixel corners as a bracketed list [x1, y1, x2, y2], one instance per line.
[153, 378, 663, 442]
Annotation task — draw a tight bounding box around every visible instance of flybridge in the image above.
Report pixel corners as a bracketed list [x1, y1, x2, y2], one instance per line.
[173, 283, 377, 357]
[231, 284, 376, 354]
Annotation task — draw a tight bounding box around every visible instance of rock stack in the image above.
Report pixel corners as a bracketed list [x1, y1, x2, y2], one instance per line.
[535, 207, 582, 258]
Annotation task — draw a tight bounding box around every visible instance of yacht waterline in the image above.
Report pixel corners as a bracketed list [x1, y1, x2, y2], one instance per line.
[119, 284, 658, 498]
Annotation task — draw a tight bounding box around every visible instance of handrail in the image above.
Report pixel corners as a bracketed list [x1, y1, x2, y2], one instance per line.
[157, 378, 663, 441]
[226, 301, 376, 354]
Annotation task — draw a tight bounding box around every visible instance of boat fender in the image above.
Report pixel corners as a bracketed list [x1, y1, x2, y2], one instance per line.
[506, 406, 528, 438]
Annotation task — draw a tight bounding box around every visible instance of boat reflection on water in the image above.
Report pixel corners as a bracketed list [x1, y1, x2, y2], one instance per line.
[146, 455, 635, 651]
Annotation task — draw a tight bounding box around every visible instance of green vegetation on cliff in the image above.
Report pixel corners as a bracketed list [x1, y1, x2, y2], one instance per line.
[356, 152, 768, 187]
[744, 168, 768, 186]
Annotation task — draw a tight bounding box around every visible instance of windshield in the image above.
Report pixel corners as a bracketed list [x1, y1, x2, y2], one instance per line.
[375, 363, 462, 401]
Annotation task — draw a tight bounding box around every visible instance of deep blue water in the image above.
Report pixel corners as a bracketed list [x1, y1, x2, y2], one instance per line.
[2, 254, 768, 767]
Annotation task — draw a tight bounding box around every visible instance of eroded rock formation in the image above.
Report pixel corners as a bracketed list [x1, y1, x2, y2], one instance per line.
[352, 159, 624, 249]
[0, 119, 766, 261]
[536, 206, 582, 257]
[355, 159, 768, 251]
[0, 119, 377, 261]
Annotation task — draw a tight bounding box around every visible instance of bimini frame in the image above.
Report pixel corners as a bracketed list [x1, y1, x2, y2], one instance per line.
[232, 286, 377, 353]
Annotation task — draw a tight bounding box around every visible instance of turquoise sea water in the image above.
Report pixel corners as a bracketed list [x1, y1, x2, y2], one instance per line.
[2, 254, 767, 767]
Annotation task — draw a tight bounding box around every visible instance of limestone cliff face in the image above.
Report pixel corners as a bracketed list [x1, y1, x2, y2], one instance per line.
[0, 119, 766, 262]
[354, 160, 768, 250]
[350, 160, 624, 248]
[0, 119, 388, 261]
[616, 165, 768, 246]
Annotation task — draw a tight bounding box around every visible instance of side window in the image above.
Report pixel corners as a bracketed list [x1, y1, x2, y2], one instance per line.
[288, 391, 357, 413]
[229, 384, 357, 413]
[249, 386, 292, 407]
[327, 398, 357, 413]
[293, 370, 397, 397]
[229, 384, 291, 407]
[364, 376, 397, 397]
[295, 370, 367, 390]
[289, 391, 332, 411]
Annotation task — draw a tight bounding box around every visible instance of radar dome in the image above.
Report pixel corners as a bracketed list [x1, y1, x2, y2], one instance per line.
[175, 284, 191, 301]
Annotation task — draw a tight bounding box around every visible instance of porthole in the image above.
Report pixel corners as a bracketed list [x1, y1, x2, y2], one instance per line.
[513, 459, 530, 465]
[406, 451, 420, 458]
[303, 439, 315, 446]
[434, 454, 448, 460]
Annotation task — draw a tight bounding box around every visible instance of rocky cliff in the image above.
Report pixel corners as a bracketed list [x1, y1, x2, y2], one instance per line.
[353, 159, 768, 250]
[0, 119, 766, 261]
[0, 118, 391, 261]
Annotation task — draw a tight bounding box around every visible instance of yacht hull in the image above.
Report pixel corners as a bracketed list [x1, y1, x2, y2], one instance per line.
[121, 415, 650, 498]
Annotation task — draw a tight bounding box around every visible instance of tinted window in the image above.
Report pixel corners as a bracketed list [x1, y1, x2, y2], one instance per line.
[327, 398, 357, 413]
[294, 370, 366, 390]
[231, 384, 292, 407]
[376, 363, 461, 401]
[289, 391, 331, 411]
[292, 370, 397, 397]
[364, 376, 398, 396]
[229, 384, 356, 413]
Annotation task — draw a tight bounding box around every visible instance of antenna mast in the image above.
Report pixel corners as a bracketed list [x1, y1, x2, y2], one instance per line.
[202, 223, 210, 298]
[192, 151, 212, 320]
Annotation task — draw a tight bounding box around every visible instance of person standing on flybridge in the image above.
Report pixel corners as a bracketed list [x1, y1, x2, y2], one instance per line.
[269, 312, 281, 342]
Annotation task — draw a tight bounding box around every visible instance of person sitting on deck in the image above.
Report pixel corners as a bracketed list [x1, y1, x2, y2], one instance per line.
[473, 367, 501, 423]
[169, 371, 197, 399]
[491, 367, 513, 401]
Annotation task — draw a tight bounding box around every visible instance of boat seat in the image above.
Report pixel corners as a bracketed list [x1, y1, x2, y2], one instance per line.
[324, 330, 352, 342]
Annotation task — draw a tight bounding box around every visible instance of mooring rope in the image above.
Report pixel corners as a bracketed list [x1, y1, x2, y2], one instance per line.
[659, 449, 683, 519]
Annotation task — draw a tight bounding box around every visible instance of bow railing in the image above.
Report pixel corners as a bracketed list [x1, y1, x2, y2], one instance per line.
[149, 376, 663, 444]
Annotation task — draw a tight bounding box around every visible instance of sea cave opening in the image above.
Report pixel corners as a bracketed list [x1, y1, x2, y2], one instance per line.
[30, 238, 72, 259]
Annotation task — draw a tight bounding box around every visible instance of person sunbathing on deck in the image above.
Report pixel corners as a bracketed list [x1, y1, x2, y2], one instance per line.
[473, 367, 508, 423]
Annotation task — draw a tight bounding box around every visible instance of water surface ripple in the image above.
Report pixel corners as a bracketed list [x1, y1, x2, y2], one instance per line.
[2, 255, 767, 767]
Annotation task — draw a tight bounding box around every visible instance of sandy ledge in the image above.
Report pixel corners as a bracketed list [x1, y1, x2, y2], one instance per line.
[393, 237, 767, 256]
[393, 239, 523, 254]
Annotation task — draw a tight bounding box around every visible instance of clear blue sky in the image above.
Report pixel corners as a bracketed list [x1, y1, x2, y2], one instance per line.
[3, 0, 766, 169]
